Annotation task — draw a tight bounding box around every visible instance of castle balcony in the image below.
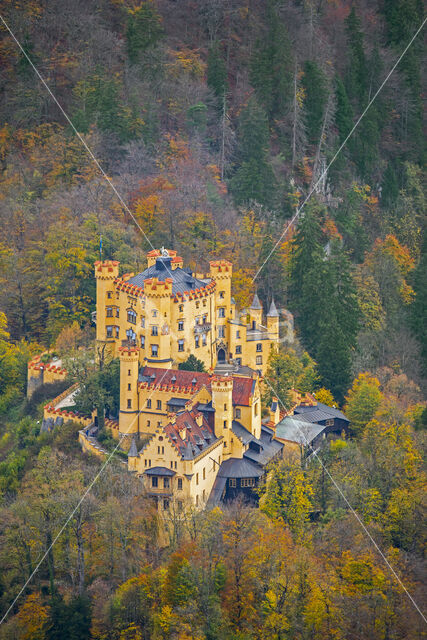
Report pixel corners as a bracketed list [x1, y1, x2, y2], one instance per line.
[194, 322, 211, 334]
[121, 338, 137, 347]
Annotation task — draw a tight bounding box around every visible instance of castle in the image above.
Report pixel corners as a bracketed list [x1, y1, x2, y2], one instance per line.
[94, 248, 280, 376]
[36, 247, 348, 509]
[93, 249, 282, 507]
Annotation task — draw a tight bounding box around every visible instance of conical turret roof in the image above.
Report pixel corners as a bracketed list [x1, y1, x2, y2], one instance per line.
[267, 298, 279, 317]
[128, 438, 138, 457]
[250, 293, 262, 310]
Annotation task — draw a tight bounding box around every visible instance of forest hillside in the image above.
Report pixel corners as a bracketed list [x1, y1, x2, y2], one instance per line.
[0, 1, 425, 638]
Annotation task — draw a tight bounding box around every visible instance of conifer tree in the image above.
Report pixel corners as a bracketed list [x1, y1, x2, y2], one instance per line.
[410, 230, 427, 374]
[207, 41, 227, 102]
[229, 98, 276, 207]
[302, 61, 328, 146]
[126, 3, 164, 64]
[344, 7, 368, 106]
[249, 0, 293, 122]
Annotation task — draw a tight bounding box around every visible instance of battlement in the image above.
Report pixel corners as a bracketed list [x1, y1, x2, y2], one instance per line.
[94, 260, 119, 279]
[209, 260, 232, 278]
[144, 277, 173, 297]
[119, 345, 140, 359]
[211, 376, 233, 391]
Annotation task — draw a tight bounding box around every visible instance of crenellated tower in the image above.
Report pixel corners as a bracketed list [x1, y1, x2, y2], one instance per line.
[119, 344, 140, 439]
[94, 260, 119, 358]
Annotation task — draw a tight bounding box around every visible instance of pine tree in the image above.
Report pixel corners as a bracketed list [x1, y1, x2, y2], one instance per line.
[126, 3, 164, 64]
[207, 41, 227, 102]
[302, 61, 328, 146]
[344, 7, 368, 106]
[229, 98, 276, 207]
[249, 0, 293, 122]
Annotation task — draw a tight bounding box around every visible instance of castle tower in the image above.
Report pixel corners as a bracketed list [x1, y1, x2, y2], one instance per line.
[94, 260, 119, 357]
[119, 345, 140, 439]
[248, 293, 263, 329]
[209, 260, 232, 362]
[143, 262, 173, 368]
[211, 376, 234, 457]
[267, 298, 279, 339]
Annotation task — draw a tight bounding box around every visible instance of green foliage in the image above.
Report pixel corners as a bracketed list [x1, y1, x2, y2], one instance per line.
[249, 0, 293, 122]
[178, 354, 206, 372]
[261, 461, 313, 541]
[263, 348, 319, 408]
[126, 3, 164, 64]
[344, 373, 383, 435]
[207, 42, 227, 100]
[289, 204, 359, 401]
[46, 594, 91, 640]
[70, 356, 120, 429]
[302, 61, 328, 145]
[230, 98, 276, 207]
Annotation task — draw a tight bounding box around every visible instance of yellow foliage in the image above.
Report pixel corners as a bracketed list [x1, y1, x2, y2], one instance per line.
[16, 592, 49, 640]
[314, 387, 336, 407]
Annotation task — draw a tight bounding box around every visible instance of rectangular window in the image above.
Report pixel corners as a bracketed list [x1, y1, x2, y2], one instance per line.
[152, 477, 158, 488]
[256, 355, 262, 365]
[127, 309, 136, 324]
[178, 339, 184, 351]
[196, 473, 199, 485]
[218, 326, 225, 338]
[236, 330, 240, 339]
[163, 477, 170, 489]
[152, 309, 158, 317]
[235, 345, 241, 354]
[107, 291, 112, 298]
[219, 291, 225, 298]
[141, 317, 145, 328]
[254, 402, 258, 416]
[241, 478, 255, 487]
[127, 399, 132, 409]
[223, 420, 227, 429]
[218, 307, 225, 318]
[229, 478, 236, 488]
[202, 334, 207, 346]
[195, 335, 200, 348]
[177, 500, 183, 512]
[106, 306, 113, 317]
[235, 408, 241, 419]
[116, 308, 120, 318]
[128, 383, 131, 391]
[203, 467, 206, 480]
[236, 358, 242, 366]
[179, 305, 184, 312]
[203, 299, 206, 306]
[325, 419, 334, 426]
[156, 400, 162, 410]
[151, 325, 158, 336]
[256, 343, 262, 352]
[163, 499, 169, 510]
[115, 326, 119, 338]
[140, 335, 145, 348]
[178, 320, 184, 331]
[106, 326, 113, 338]
[178, 478, 183, 490]
[151, 345, 158, 357]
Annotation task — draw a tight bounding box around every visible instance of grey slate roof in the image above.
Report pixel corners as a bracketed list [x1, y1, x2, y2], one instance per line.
[144, 466, 176, 476]
[217, 457, 263, 479]
[275, 416, 325, 445]
[250, 293, 262, 309]
[207, 475, 227, 507]
[127, 256, 210, 295]
[294, 402, 348, 423]
[232, 420, 256, 445]
[267, 298, 279, 317]
[128, 438, 138, 457]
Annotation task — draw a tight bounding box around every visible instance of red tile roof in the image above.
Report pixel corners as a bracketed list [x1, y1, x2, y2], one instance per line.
[140, 367, 254, 406]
